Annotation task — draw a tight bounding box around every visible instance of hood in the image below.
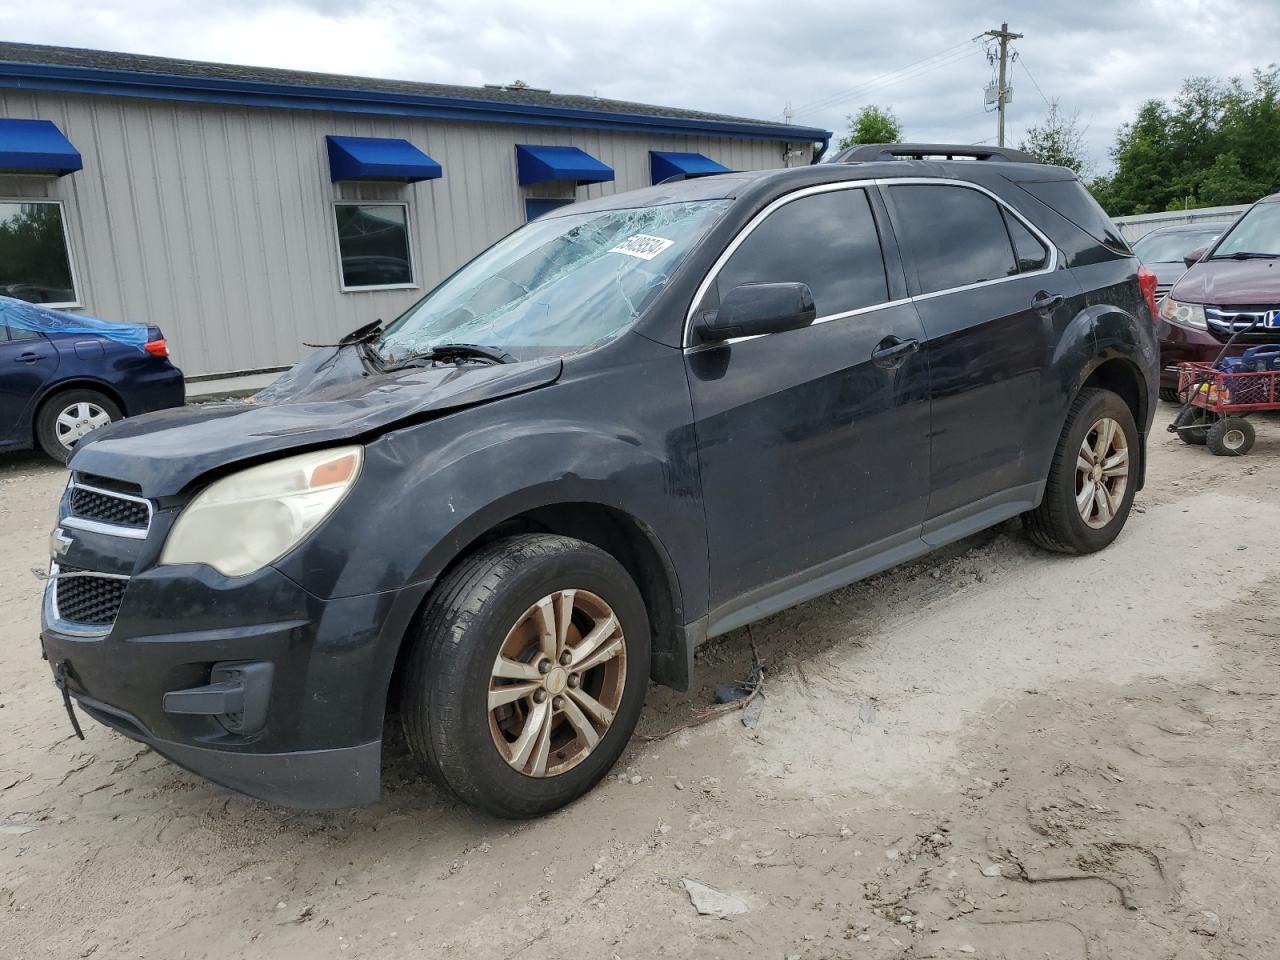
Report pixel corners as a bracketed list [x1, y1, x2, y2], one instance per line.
[1171, 257, 1280, 305]
[70, 344, 562, 497]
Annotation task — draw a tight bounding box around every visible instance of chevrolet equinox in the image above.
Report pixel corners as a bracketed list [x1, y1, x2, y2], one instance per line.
[41, 144, 1159, 817]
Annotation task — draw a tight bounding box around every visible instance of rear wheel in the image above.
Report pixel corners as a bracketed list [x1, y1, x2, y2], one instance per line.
[35, 389, 122, 464]
[1023, 388, 1138, 554]
[400, 534, 650, 818]
[1206, 416, 1254, 456]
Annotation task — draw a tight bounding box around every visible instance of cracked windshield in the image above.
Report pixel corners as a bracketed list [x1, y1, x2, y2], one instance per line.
[378, 199, 730, 362]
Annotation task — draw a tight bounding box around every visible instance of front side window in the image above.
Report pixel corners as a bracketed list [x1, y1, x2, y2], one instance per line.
[890, 185, 1018, 295]
[1210, 201, 1280, 259]
[334, 203, 414, 290]
[700, 188, 889, 318]
[0, 201, 78, 307]
[380, 199, 730, 362]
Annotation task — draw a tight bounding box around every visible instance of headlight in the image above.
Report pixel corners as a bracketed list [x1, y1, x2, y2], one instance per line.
[1159, 297, 1207, 330]
[160, 446, 362, 577]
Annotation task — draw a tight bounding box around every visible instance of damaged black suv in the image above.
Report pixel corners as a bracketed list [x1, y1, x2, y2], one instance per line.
[41, 145, 1157, 817]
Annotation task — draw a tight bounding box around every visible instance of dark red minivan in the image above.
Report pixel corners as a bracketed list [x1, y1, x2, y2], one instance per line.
[1156, 192, 1280, 400]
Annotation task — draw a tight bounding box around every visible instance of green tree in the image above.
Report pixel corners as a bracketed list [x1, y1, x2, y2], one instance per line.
[1091, 67, 1280, 216]
[837, 105, 902, 150]
[1018, 100, 1089, 176]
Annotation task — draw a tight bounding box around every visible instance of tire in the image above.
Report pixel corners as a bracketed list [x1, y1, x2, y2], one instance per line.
[400, 534, 650, 818]
[1159, 387, 1181, 403]
[1172, 404, 1210, 445]
[35, 389, 122, 464]
[1023, 387, 1139, 555]
[1206, 416, 1254, 456]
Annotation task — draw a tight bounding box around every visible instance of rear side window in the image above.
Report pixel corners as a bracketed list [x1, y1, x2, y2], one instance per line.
[889, 185, 1017, 295]
[705, 188, 888, 317]
[1004, 213, 1049, 272]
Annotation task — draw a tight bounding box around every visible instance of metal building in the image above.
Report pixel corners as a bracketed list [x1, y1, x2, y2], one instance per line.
[0, 42, 829, 379]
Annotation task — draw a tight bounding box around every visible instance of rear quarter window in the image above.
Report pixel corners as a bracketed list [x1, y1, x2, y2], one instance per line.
[1012, 177, 1131, 256]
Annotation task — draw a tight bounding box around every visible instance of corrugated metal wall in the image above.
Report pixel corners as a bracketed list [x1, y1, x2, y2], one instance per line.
[0, 90, 806, 376]
[1112, 204, 1249, 242]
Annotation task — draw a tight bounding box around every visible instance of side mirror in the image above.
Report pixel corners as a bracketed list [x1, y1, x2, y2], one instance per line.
[1183, 247, 1207, 268]
[695, 282, 816, 342]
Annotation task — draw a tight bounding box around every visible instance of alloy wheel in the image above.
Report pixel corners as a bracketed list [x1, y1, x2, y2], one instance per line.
[1075, 416, 1129, 529]
[55, 401, 113, 449]
[487, 589, 626, 778]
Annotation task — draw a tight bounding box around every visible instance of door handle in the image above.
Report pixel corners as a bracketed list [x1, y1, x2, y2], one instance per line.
[1031, 291, 1065, 313]
[14, 352, 43, 364]
[871, 336, 920, 368]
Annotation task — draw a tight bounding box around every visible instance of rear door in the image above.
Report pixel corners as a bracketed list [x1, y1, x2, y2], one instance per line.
[882, 180, 1075, 532]
[684, 184, 931, 628]
[0, 325, 58, 444]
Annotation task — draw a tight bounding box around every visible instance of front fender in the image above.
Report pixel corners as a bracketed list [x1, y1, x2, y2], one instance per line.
[274, 342, 706, 614]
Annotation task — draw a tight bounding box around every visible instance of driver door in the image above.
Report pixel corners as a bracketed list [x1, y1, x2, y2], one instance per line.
[684, 185, 931, 631]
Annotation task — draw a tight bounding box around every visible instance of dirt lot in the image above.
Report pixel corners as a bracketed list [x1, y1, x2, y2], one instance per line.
[2, 403, 1279, 960]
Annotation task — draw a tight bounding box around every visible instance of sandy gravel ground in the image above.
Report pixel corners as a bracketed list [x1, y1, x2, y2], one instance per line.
[2, 403, 1278, 960]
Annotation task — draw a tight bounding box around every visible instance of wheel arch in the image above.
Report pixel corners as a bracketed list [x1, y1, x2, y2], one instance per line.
[387, 498, 692, 720]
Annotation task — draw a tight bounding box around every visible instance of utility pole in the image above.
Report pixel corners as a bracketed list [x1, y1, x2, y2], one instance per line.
[984, 22, 1022, 147]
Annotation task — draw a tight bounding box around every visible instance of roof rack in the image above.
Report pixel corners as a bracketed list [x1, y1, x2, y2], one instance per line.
[828, 142, 1039, 164]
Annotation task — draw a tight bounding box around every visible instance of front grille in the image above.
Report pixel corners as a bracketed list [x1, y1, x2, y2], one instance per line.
[54, 564, 128, 626]
[1205, 304, 1280, 342]
[69, 487, 150, 529]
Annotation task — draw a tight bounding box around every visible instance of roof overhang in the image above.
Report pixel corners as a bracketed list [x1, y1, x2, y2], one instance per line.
[0, 118, 82, 175]
[326, 135, 441, 182]
[0, 58, 831, 148]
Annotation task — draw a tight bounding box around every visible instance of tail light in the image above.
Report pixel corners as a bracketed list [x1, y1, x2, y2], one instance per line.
[145, 338, 169, 358]
[1137, 266, 1159, 319]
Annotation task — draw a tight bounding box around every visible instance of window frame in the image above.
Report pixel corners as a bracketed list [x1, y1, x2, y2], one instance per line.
[331, 200, 418, 293]
[0, 197, 82, 309]
[879, 178, 1058, 301]
[683, 181, 907, 348]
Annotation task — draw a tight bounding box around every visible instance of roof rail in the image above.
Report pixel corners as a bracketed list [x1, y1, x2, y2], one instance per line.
[828, 142, 1040, 164]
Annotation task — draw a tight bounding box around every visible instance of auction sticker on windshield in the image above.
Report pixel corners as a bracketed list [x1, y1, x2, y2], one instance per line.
[609, 234, 675, 260]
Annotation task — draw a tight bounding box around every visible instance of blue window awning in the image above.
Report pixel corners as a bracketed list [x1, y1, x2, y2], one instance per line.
[0, 119, 82, 176]
[515, 145, 614, 186]
[650, 151, 730, 184]
[326, 135, 442, 183]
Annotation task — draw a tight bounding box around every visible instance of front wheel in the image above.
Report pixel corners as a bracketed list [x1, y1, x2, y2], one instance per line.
[1023, 387, 1139, 554]
[400, 534, 650, 818]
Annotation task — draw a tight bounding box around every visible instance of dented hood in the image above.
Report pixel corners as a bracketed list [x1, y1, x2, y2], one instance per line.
[70, 344, 562, 496]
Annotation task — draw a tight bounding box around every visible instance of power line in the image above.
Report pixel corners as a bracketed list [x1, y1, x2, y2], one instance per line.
[1018, 57, 1053, 109]
[790, 37, 982, 117]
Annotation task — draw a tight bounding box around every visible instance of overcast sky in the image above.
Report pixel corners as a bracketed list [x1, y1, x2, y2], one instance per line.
[4, 0, 1278, 174]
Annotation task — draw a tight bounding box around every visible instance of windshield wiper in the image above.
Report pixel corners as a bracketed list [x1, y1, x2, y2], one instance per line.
[1214, 251, 1280, 260]
[382, 342, 516, 371]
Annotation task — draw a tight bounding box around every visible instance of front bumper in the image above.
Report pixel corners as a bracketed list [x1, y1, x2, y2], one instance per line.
[41, 559, 430, 809]
[1156, 319, 1245, 389]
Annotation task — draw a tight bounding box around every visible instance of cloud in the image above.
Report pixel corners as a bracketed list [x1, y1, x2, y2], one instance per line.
[3, 0, 1277, 172]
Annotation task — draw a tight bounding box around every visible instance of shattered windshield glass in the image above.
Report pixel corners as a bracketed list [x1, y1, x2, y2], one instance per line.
[378, 200, 730, 363]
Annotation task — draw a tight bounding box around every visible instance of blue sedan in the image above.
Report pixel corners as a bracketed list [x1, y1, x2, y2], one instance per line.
[0, 297, 185, 463]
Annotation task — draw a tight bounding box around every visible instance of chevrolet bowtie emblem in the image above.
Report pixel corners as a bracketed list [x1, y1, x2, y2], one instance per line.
[50, 527, 73, 559]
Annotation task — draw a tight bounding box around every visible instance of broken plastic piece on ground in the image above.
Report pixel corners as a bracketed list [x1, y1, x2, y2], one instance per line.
[714, 683, 754, 704]
[0, 296, 151, 352]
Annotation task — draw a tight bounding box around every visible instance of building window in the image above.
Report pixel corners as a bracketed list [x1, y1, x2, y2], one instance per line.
[0, 200, 79, 307]
[525, 197, 575, 222]
[332, 202, 415, 291]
